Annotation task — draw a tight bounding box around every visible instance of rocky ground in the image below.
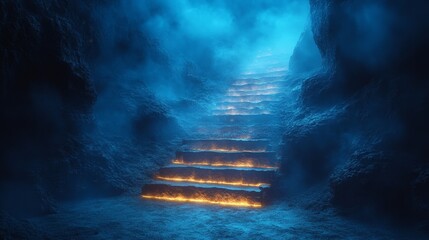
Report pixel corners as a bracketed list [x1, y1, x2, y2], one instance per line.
[23, 195, 424, 240]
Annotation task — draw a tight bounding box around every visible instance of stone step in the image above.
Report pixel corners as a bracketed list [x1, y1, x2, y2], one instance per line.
[155, 164, 276, 187]
[181, 139, 271, 152]
[212, 108, 272, 116]
[142, 181, 266, 207]
[215, 101, 279, 110]
[229, 83, 282, 92]
[214, 105, 274, 112]
[242, 65, 287, 73]
[192, 132, 267, 140]
[222, 94, 281, 103]
[226, 89, 280, 97]
[174, 151, 278, 168]
[241, 66, 287, 72]
[193, 125, 280, 139]
[232, 77, 285, 86]
[203, 114, 278, 125]
[246, 64, 281, 69]
[238, 70, 287, 79]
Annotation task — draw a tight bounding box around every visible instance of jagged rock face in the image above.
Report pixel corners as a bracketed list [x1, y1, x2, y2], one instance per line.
[330, 151, 415, 218]
[0, 1, 96, 139]
[0, 0, 182, 216]
[282, 0, 429, 220]
[310, 0, 429, 79]
[0, 0, 98, 215]
[288, 26, 322, 74]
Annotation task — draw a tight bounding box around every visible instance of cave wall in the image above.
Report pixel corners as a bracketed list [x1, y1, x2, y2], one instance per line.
[282, 0, 429, 221]
[288, 25, 322, 74]
[0, 0, 199, 217]
[1, 0, 99, 215]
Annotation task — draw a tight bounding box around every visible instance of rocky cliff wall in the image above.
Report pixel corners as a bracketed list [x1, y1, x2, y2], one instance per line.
[282, 0, 429, 222]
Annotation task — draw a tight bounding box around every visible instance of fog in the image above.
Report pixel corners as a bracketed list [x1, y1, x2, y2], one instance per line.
[3, 0, 428, 238]
[83, 0, 311, 146]
[91, 0, 309, 100]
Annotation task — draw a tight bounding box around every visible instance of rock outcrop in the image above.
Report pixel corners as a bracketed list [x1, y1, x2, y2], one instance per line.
[283, 0, 429, 221]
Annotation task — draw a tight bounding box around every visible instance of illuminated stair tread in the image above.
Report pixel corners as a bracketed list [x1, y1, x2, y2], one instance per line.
[213, 109, 272, 116]
[194, 125, 280, 139]
[156, 165, 276, 187]
[240, 69, 287, 74]
[226, 90, 281, 97]
[175, 150, 278, 168]
[205, 114, 280, 125]
[216, 101, 280, 108]
[239, 70, 287, 78]
[231, 81, 285, 88]
[229, 85, 282, 93]
[142, 183, 264, 207]
[195, 125, 280, 132]
[145, 180, 266, 191]
[181, 139, 271, 152]
[232, 76, 285, 84]
[214, 106, 276, 111]
[222, 95, 281, 103]
[163, 164, 277, 171]
[207, 114, 276, 119]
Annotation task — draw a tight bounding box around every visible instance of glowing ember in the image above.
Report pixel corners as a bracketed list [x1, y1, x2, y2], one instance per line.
[156, 176, 268, 187]
[172, 159, 277, 169]
[142, 194, 262, 208]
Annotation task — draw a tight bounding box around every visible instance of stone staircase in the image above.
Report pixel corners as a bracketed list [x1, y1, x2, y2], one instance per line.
[142, 52, 286, 208]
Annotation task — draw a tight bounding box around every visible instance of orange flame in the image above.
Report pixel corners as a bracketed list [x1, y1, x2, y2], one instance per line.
[142, 194, 262, 208]
[172, 159, 277, 169]
[155, 175, 268, 187]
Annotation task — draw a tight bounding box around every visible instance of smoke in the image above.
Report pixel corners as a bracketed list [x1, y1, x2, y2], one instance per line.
[90, 0, 310, 101]
[84, 0, 311, 141]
